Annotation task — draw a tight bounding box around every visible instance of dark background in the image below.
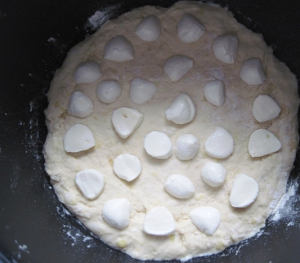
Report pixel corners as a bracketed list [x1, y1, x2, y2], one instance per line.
[0, 0, 300, 262]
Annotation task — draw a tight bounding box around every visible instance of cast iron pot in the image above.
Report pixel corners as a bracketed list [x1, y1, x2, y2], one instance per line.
[1, 0, 300, 262]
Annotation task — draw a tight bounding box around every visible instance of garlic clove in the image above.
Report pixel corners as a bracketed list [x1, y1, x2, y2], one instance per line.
[104, 35, 134, 62]
[165, 93, 196, 125]
[164, 55, 194, 82]
[248, 129, 282, 157]
[112, 107, 143, 139]
[64, 124, 95, 152]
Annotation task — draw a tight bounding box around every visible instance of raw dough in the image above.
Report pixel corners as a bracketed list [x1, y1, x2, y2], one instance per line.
[44, 1, 299, 261]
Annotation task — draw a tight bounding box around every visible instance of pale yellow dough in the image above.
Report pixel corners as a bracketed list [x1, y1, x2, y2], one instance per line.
[44, 1, 299, 261]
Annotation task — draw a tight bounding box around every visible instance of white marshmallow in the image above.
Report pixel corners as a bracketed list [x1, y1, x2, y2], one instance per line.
[229, 174, 259, 208]
[164, 55, 194, 82]
[67, 91, 93, 118]
[135, 15, 161, 42]
[130, 78, 157, 104]
[64, 124, 95, 153]
[164, 174, 195, 199]
[205, 127, 234, 159]
[144, 131, 172, 159]
[253, 95, 281, 122]
[175, 134, 199, 160]
[248, 129, 282, 158]
[204, 80, 225, 107]
[165, 93, 196, 125]
[177, 13, 205, 43]
[112, 107, 143, 139]
[240, 58, 266, 85]
[102, 198, 131, 229]
[143, 206, 175, 236]
[104, 35, 134, 62]
[189, 206, 221, 236]
[213, 34, 238, 64]
[201, 162, 226, 187]
[73, 61, 102, 84]
[113, 154, 142, 182]
[75, 169, 105, 200]
[96, 80, 122, 104]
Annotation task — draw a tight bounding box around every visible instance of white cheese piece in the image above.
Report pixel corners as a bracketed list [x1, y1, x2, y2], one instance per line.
[229, 174, 259, 208]
[135, 15, 161, 42]
[112, 107, 143, 139]
[201, 162, 226, 187]
[175, 134, 199, 160]
[102, 198, 131, 229]
[130, 78, 157, 104]
[240, 58, 266, 85]
[75, 169, 105, 200]
[164, 174, 195, 199]
[204, 80, 225, 107]
[64, 124, 95, 152]
[164, 55, 194, 82]
[104, 35, 134, 62]
[205, 127, 234, 159]
[189, 206, 221, 236]
[248, 129, 282, 157]
[212, 34, 238, 64]
[67, 91, 93, 118]
[143, 206, 176, 236]
[113, 154, 142, 182]
[165, 93, 196, 125]
[144, 131, 172, 159]
[96, 80, 122, 104]
[73, 61, 102, 84]
[253, 95, 281, 122]
[177, 13, 205, 43]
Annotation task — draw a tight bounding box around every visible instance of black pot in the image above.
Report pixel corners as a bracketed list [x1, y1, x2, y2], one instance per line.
[1, 0, 300, 262]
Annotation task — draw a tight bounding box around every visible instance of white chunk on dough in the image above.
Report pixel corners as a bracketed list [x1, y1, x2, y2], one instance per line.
[102, 198, 131, 229]
[112, 107, 144, 139]
[104, 35, 135, 62]
[75, 169, 105, 200]
[113, 154, 142, 182]
[96, 80, 122, 104]
[67, 91, 93, 118]
[204, 80, 225, 107]
[189, 206, 221, 236]
[205, 127, 234, 159]
[130, 78, 157, 104]
[177, 13, 205, 43]
[229, 174, 259, 208]
[253, 95, 281, 122]
[240, 58, 266, 85]
[164, 55, 194, 82]
[135, 15, 161, 41]
[144, 131, 172, 159]
[201, 162, 226, 187]
[175, 134, 199, 160]
[164, 174, 195, 199]
[213, 34, 238, 64]
[63, 124, 95, 153]
[73, 61, 102, 84]
[143, 206, 176, 236]
[248, 129, 282, 157]
[165, 93, 196, 125]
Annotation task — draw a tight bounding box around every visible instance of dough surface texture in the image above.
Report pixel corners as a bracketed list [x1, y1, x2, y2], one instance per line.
[44, 1, 299, 261]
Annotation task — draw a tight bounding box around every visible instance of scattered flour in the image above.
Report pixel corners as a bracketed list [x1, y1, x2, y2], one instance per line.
[270, 177, 300, 225]
[85, 4, 121, 30]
